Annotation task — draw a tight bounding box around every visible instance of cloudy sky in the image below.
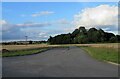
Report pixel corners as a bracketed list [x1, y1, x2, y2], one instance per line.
[1, 2, 118, 42]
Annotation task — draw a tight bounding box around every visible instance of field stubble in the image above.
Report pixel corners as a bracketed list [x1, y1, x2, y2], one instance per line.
[2, 43, 120, 51]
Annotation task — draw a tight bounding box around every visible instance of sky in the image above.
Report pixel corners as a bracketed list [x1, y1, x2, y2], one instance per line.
[1, 2, 119, 42]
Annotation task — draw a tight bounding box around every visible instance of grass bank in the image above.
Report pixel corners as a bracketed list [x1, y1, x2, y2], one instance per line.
[2, 47, 49, 57]
[2, 45, 69, 57]
[81, 46, 119, 64]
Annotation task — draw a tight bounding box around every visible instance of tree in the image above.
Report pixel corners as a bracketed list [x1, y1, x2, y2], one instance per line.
[79, 27, 87, 35]
[97, 29, 106, 42]
[116, 35, 120, 42]
[47, 26, 119, 44]
[29, 40, 33, 44]
[88, 28, 98, 43]
[105, 32, 115, 42]
[77, 35, 88, 44]
[48, 36, 54, 44]
[109, 36, 117, 43]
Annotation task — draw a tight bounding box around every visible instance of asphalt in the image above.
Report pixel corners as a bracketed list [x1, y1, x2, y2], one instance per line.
[2, 46, 118, 77]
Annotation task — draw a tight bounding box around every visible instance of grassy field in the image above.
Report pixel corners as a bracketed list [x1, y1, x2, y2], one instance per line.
[1, 44, 68, 51]
[2, 43, 119, 50]
[2, 47, 49, 57]
[1, 44, 69, 57]
[81, 46, 119, 64]
[1, 43, 119, 58]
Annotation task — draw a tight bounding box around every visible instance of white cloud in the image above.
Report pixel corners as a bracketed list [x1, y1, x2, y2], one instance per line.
[0, 20, 14, 32]
[39, 32, 46, 36]
[31, 11, 54, 17]
[1, 21, 52, 41]
[0, 20, 7, 25]
[56, 19, 69, 24]
[1, 20, 52, 33]
[73, 5, 118, 29]
[16, 22, 51, 27]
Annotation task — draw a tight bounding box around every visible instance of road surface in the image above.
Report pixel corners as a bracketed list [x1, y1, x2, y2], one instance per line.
[2, 46, 118, 77]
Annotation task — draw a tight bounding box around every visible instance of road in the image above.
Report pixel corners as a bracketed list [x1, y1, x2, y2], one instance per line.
[2, 46, 118, 77]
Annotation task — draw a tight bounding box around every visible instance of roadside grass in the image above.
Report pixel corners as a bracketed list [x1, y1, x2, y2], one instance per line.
[2, 43, 119, 58]
[1, 45, 69, 57]
[81, 46, 119, 64]
[2, 44, 69, 51]
[2, 47, 49, 57]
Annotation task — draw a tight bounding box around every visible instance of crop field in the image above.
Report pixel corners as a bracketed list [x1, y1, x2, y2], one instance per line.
[1, 44, 68, 57]
[1, 43, 119, 58]
[2, 43, 119, 50]
[75, 43, 119, 49]
[2, 44, 61, 51]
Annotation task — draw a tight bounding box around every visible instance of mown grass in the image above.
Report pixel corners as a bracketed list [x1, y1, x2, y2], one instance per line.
[2, 47, 49, 57]
[81, 46, 119, 64]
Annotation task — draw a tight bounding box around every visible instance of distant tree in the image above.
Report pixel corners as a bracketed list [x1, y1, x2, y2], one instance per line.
[88, 28, 98, 43]
[47, 26, 119, 44]
[71, 29, 79, 38]
[116, 35, 120, 42]
[79, 27, 87, 35]
[105, 32, 115, 42]
[109, 36, 117, 43]
[97, 29, 106, 42]
[76, 35, 88, 44]
[29, 40, 33, 44]
[48, 36, 54, 44]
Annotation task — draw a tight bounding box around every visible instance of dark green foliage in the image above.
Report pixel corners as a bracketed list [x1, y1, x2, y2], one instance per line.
[2, 40, 47, 45]
[109, 36, 117, 43]
[105, 32, 115, 42]
[71, 29, 79, 38]
[88, 28, 98, 43]
[97, 29, 106, 42]
[48, 26, 120, 44]
[48, 34, 72, 44]
[29, 40, 33, 44]
[116, 35, 120, 42]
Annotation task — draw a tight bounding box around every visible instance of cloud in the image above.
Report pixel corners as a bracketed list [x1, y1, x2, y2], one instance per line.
[0, 20, 14, 32]
[1, 20, 52, 32]
[73, 5, 118, 29]
[1, 20, 53, 41]
[39, 32, 46, 36]
[56, 19, 70, 24]
[16, 22, 52, 27]
[31, 11, 54, 17]
[0, 20, 7, 25]
[38, 32, 49, 39]
[1, 19, 73, 41]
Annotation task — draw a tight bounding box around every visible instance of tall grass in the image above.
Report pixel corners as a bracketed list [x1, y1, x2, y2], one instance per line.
[2, 48, 49, 57]
[81, 47, 119, 64]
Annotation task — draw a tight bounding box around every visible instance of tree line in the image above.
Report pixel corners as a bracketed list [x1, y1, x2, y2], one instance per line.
[2, 40, 47, 45]
[48, 27, 120, 44]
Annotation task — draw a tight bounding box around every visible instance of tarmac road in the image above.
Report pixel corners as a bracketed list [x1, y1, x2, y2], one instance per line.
[2, 46, 118, 77]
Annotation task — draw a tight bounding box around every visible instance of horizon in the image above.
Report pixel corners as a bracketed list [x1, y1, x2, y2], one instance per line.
[1, 2, 118, 42]
[1, 26, 119, 43]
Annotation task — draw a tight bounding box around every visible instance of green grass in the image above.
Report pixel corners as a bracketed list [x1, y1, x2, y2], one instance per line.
[2, 46, 69, 57]
[81, 46, 119, 64]
[2, 47, 49, 57]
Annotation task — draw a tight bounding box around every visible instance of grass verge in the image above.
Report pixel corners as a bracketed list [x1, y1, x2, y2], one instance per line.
[81, 46, 119, 64]
[2, 46, 69, 57]
[2, 47, 49, 57]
